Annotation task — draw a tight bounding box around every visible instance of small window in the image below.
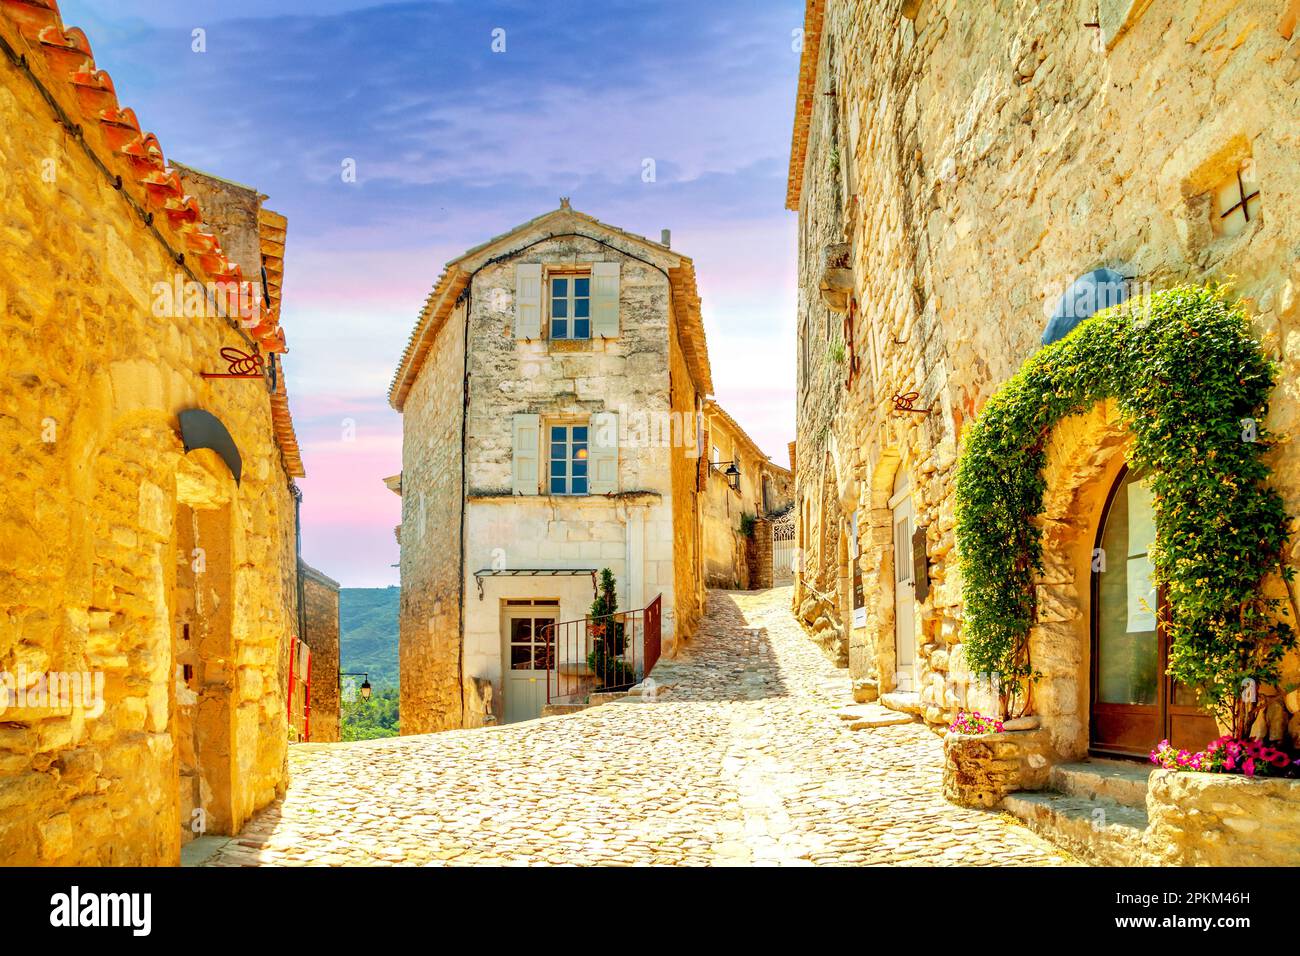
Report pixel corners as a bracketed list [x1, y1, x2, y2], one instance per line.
[549, 275, 591, 340]
[1212, 162, 1261, 238]
[548, 424, 589, 495]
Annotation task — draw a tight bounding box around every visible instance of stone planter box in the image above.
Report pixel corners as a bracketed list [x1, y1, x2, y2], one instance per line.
[943, 727, 1052, 808]
[1144, 769, 1300, 866]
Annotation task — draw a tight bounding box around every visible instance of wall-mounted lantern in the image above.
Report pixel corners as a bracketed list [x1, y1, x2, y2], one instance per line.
[340, 672, 372, 701]
[711, 460, 742, 491]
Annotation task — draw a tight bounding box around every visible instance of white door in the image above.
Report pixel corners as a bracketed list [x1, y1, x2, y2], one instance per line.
[892, 485, 916, 693]
[504, 609, 556, 723]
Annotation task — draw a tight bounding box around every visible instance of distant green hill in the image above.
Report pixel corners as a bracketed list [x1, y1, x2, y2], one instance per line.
[339, 587, 399, 691]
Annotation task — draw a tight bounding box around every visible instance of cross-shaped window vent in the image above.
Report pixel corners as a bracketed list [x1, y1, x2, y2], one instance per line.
[1213, 162, 1261, 237]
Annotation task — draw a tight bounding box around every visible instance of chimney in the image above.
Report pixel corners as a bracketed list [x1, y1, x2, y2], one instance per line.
[660, 228, 671, 248]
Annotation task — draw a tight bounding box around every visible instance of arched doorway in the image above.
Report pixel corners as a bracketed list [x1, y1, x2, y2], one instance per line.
[889, 467, 916, 693]
[1090, 466, 1217, 756]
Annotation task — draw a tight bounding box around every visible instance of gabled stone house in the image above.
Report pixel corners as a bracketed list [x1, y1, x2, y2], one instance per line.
[787, 0, 1300, 753]
[388, 202, 715, 732]
[0, 4, 316, 864]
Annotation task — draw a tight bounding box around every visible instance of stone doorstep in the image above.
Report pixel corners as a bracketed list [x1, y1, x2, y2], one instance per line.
[1002, 791, 1148, 867]
[832, 703, 915, 730]
[1050, 759, 1152, 809]
[879, 691, 924, 717]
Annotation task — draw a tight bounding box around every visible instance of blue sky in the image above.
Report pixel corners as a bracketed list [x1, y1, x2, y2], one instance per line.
[59, 0, 803, 585]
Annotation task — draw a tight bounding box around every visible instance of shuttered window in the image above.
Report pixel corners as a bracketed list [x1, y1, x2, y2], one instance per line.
[548, 424, 589, 495]
[549, 275, 591, 340]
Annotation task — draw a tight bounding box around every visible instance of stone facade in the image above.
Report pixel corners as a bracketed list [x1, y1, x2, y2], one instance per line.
[389, 204, 713, 731]
[300, 563, 341, 743]
[700, 400, 794, 590]
[788, 0, 1300, 758]
[0, 8, 305, 864]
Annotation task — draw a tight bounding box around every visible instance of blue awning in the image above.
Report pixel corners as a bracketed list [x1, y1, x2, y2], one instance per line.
[1042, 268, 1129, 345]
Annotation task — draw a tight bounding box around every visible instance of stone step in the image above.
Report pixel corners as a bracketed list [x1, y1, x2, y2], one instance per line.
[539, 703, 587, 717]
[831, 703, 915, 730]
[1002, 791, 1148, 866]
[1049, 759, 1152, 809]
[879, 691, 923, 716]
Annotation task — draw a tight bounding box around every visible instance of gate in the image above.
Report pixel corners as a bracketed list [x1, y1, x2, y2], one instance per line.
[771, 507, 795, 585]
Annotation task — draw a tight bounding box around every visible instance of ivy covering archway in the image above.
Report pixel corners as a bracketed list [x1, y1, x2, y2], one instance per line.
[954, 285, 1295, 736]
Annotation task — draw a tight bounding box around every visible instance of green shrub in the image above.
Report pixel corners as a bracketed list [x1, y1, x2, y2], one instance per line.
[954, 285, 1294, 732]
[587, 568, 635, 688]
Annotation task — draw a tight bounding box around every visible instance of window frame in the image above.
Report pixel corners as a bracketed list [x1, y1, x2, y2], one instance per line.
[546, 269, 593, 341]
[546, 421, 590, 496]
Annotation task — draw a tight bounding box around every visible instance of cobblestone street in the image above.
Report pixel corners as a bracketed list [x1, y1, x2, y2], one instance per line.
[203, 588, 1075, 866]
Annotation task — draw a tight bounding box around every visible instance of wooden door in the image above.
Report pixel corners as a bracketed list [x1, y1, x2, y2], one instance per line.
[1091, 468, 1217, 755]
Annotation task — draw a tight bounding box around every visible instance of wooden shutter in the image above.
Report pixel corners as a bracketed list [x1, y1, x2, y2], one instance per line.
[515, 263, 542, 339]
[591, 261, 620, 337]
[912, 524, 930, 602]
[511, 414, 540, 495]
[589, 411, 619, 494]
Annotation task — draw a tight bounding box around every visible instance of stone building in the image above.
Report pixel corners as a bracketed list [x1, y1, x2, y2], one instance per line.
[0, 5, 308, 864]
[700, 400, 794, 589]
[388, 202, 713, 732]
[298, 562, 341, 743]
[787, 0, 1300, 763]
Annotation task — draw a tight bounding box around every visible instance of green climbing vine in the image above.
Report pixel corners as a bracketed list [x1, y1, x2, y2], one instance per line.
[954, 285, 1295, 735]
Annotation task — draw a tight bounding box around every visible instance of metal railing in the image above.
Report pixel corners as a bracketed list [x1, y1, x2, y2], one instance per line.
[543, 594, 663, 706]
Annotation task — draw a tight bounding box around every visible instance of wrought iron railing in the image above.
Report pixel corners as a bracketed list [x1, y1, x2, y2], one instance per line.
[543, 595, 663, 706]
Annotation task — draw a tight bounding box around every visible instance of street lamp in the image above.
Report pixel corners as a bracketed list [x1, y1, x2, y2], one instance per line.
[724, 462, 741, 490]
[711, 459, 742, 491]
[340, 672, 372, 701]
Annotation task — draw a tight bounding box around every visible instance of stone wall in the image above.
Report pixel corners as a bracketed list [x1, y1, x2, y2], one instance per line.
[669, 324, 705, 639]
[300, 565, 340, 743]
[1145, 770, 1300, 866]
[0, 28, 297, 863]
[791, 0, 1300, 742]
[398, 300, 466, 735]
[943, 728, 1052, 809]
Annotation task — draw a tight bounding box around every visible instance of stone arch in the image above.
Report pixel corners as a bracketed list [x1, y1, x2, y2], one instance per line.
[1023, 399, 1130, 760]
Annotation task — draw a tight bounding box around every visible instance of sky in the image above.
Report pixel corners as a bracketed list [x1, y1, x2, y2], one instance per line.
[59, 0, 804, 586]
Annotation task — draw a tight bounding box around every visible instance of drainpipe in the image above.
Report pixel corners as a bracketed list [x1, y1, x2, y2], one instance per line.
[457, 288, 471, 727]
[291, 481, 306, 739]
